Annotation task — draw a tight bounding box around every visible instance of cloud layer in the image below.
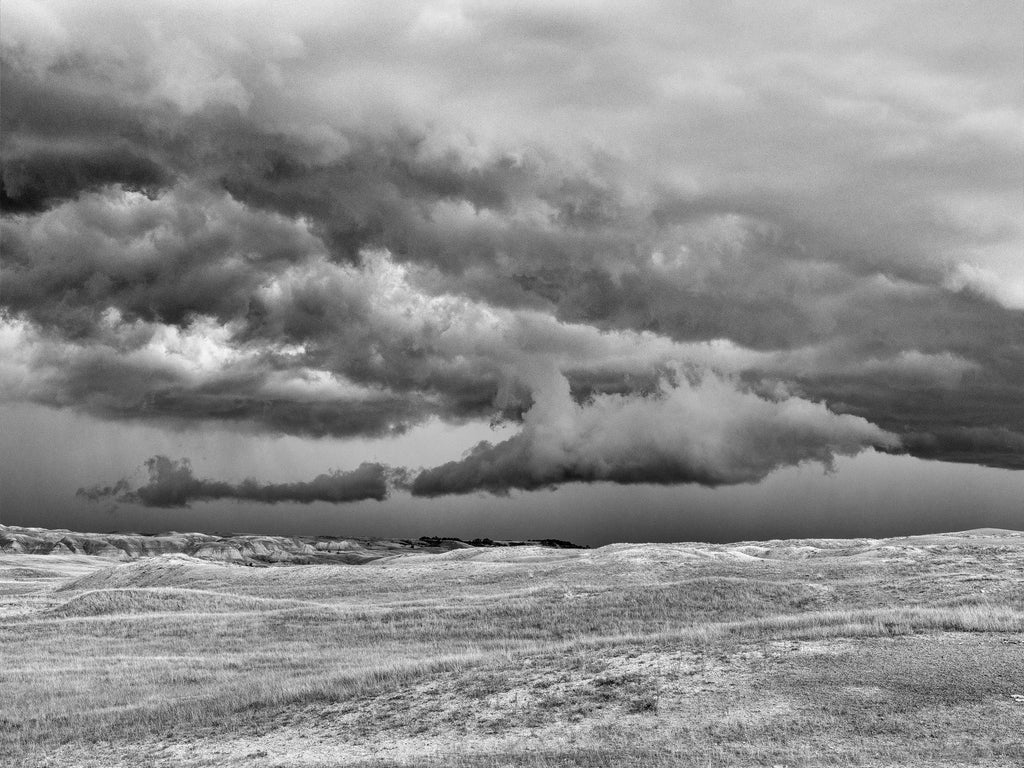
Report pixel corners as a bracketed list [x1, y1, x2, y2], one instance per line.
[79, 456, 390, 507]
[3, 0, 1022, 497]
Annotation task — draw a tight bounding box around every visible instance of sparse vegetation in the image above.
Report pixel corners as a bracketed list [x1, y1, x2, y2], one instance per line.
[1, 528, 1023, 766]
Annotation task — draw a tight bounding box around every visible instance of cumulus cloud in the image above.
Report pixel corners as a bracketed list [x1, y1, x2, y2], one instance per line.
[78, 456, 391, 507]
[412, 366, 899, 496]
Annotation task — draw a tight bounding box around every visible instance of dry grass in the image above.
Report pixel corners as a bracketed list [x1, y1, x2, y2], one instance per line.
[2, 530, 1023, 766]
[46, 587, 317, 617]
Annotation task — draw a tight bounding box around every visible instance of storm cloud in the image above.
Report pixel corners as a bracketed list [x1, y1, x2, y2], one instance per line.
[2, 0, 1022, 503]
[412, 366, 898, 496]
[79, 456, 391, 507]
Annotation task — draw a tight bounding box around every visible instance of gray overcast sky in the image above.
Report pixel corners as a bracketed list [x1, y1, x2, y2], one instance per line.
[1, 1, 1021, 542]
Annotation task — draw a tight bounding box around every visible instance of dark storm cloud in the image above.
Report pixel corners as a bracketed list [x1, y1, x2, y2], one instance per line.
[75, 478, 132, 503]
[412, 367, 898, 496]
[0, 60, 177, 211]
[1, 53, 602, 280]
[891, 428, 1024, 471]
[6, 314, 443, 437]
[0, 146, 168, 214]
[2, 0, 1022, 479]
[2, 54, 645, 334]
[78, 455, 390, 507]
[0, 181, 327, 336]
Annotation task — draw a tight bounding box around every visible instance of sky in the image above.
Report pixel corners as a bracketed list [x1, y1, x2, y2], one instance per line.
[1, 1, 1021, 545]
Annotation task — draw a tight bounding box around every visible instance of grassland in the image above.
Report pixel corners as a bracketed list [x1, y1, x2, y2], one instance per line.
[1, 529, 1023, 766]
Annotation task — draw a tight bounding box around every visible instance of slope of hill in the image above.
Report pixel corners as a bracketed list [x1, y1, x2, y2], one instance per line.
[1, 526, 1022, 767]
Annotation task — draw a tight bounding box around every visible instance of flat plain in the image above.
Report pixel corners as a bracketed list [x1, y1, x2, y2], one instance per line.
[1, 526, 1022, 767]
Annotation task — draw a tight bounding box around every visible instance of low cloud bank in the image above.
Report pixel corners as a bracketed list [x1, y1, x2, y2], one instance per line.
[412, 368, 899, 496]
[78, 456, 390, 508]
[76, 368, 900, 507]
[895, 427, 1024, 471]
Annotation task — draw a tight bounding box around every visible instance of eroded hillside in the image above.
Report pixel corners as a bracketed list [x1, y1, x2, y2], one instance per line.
[0, 525, 583, 566]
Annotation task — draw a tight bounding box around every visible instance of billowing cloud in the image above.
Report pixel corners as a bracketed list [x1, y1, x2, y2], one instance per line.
[412, 366, 898, 496]
[2, 0, 1022, 482]
[78, 456, 391, 507]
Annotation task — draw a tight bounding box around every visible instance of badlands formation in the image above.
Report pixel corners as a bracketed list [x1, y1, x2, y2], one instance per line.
[0, 525, 583, 564]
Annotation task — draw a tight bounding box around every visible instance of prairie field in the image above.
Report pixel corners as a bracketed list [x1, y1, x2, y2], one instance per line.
[1, 529, 1023, 767]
